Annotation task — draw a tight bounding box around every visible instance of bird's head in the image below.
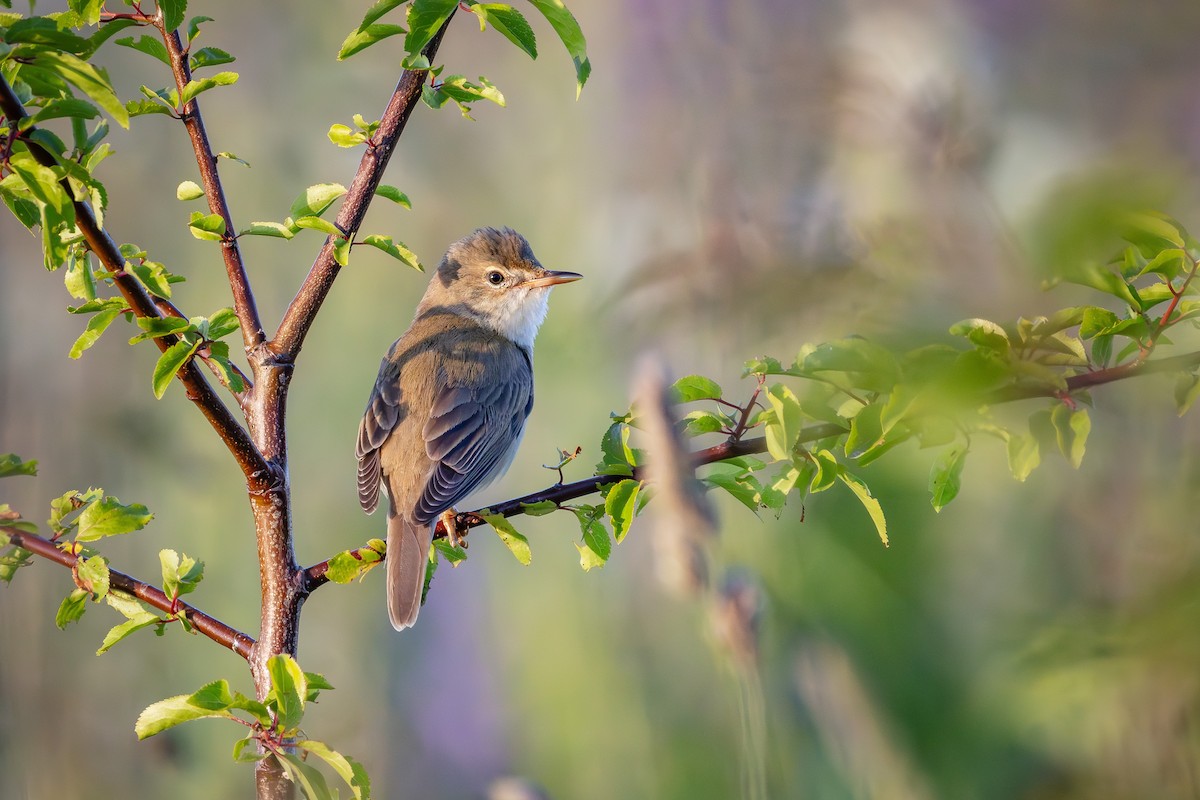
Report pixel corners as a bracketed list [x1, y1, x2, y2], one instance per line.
[420, 227, 582, 349]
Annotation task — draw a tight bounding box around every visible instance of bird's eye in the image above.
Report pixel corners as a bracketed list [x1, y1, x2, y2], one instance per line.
[486, 270, 505, 286]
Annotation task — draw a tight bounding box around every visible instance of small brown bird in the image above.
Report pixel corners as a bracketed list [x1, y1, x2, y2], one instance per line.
[356, 227, 581, 630]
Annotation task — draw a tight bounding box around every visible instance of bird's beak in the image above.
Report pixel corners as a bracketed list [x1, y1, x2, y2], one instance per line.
[522, 270, 583, 288]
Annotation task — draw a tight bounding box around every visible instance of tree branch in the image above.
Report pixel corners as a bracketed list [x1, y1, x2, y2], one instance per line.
[2, 526, 256, 659]
[161, 26, 266, 354]
[0, 74, 271, 486]
[988, 348, 1200, 402]
[271, 16, 454, 360]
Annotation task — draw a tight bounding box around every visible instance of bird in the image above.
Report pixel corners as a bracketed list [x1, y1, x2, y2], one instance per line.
[356, 227, 581, 630]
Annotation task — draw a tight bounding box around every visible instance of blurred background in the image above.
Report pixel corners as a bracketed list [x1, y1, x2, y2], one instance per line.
[5, 0, 1200, 797]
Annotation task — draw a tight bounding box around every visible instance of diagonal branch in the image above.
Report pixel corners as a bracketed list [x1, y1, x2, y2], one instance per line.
[2, 526, 256, 659]
[272, 17, 454, 360]
[0, 74, 271, 486]
[161, 26, 265, 353]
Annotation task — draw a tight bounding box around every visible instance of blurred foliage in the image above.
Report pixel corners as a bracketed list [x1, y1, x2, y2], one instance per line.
[5, 1, 1200, 800]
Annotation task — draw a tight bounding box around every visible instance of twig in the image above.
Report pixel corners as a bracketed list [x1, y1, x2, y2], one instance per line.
[160, 27, 265, 355]
[2, 526, 256, 658]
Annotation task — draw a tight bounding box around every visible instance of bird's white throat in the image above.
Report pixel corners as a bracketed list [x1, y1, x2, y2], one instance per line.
[486, 286, 552, 350]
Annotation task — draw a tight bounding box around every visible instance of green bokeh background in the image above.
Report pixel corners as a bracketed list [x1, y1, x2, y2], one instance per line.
[5, 1, 1200, 798]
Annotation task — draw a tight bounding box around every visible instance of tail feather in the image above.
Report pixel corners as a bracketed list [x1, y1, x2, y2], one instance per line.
[387, 512, 431, 630]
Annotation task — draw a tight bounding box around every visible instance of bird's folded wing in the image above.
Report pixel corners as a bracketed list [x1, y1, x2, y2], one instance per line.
[356, 356, 402, 514]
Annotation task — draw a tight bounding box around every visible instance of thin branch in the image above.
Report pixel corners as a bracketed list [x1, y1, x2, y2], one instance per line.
[2, 526, 256, 659]
[300, 347, 1200, 594]
[161, 27, 265, 353]
[272, 16, 454, 360]
[0, 74, 271, 486]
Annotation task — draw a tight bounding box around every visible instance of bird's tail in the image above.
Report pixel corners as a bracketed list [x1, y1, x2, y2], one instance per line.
[387, 512, 432, 630]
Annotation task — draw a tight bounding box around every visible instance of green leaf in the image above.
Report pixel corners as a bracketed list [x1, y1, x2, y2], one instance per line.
[205, 307, 240, 340]
[240, 221, 295, 239]
[1079, 306, 1121, 339]
[1006, 431, 1041, 482]
[293, 216, 341, 235]
[277, 753, 335, 800]
[1051, 405, 1091, 468]
[432, 538, 468, 565]
[327, 123, 368, 148]
[179, 71, 239, 106]
[470, 3, 537, 58]
[159, 0, 187, 32]
[176, 180, 204, 201]
[360, 234, 421, 270]
[56, 588, 89, 629]
[573, 507, 610, 571]
[703, 467, 762, 512]
[928, 444, 967, 512]
[76, 554, 110, 599]
[233, 736, 266, 763]
[763, 383, 804, 460]
[809, 449, 840, 493]
[64, 253, 96, 301]
[298, 740, 371, 800]
[188, 211, 227, 241]
[670, 374, 722, 403]
[189, 46, 235, 71]
[114, 35, 170, 65]
[837, 471, 888, 547]
[135, 694, 235, 740]
[844, 401, 884, 459]
[290, 183, 347, 219]
[68, 305, 122, 359]
[128, 259, 175, 298]
[75, 496, 153, 542]
[339, 22, 407, 60]
[375, 185, 411, 208]
[604, 479, 641, 543]
[187, 15, 215, 44]
[31, 50, 129, 128]
[680, 409, 730, 437]
[97, 611, 160, 654]
[333, 236, 352, 267]
[0, 454, 38, 478]
[404, 0, 458, 56]
[519, 500, 558, 516]
[24, 97, 100, 127]
[160, 548, 204, 601]
[478, 510, 532, 565]
[129, 316, 191, 344]
[949, 318, 1010, 352]
[153, 337, 202, 399]
[8, 151, 71, 216]
[526, 0, 590, 96]
[267, 654, 307, 731]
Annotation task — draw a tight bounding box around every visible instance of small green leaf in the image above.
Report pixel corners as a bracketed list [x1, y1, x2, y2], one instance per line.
[432, 538, 468, 564]
[479, 510, 532, 565]
[75, 496, 153, 542]
[25, 97, 100, 127]
[333, 236, 352, 267]
[405, 0, 458, 56]
[277, 753, 335, 800]
[928, 444, 967, 512]
[519, 500, 558, 516]
[298, 740, 371, 800]
[1175, 372, 1200, 417]
[1051, 405, 1091, 469]
[114, 35, 170, 65]
[159, 0, 187, 32]
[153, 337, 202, 399]
[176, 180, 204, 201]
[128, 260, 175, 298]
[604, 479, 641, 543]
[837, 471, 888, 547]
[293, 216, 341, 235]
[187, 15, 215, 44]
[290, 183, 347, 219]
[375, 185, 411, 208]
[949, 318, 1010, 352]
[360, 234, 421, 270]
[64, 254, 96, 301]
[129, 316, 192, 344]
[31, 50, 129, 128]
[69, 306, 124, 359]
[1006, 431, 1041, 482]
[233, 736, 266, 763]
[189, 46, 235, 71]
[160, 548, 204, 601]
[188, 211, 227, 241]
[135, 694, 235, 740]
[327, 123, 368, 148]
[97, 611, 160, 654]
[0, 454, 38, 478]
[216, 151, 251, 167]
[180, 71, 239, 106]
[680, 409, 730, 437]
[339, 22, 407, 60]
[239, 221, 295, 239]
[56, 588, 89, 629]
[670, 374, 723, 403]
[573, 507, 610, 570]
[844, 401, 884, 459]
[526, 0, 590, 96]
[266, 654, 307, 731]
[470, 3, 537, 59]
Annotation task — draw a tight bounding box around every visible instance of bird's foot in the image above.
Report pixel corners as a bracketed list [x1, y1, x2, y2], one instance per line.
[440, 508, 468, 549]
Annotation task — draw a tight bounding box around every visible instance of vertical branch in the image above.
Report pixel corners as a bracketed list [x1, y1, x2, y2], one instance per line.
[160, 27, 266, 352]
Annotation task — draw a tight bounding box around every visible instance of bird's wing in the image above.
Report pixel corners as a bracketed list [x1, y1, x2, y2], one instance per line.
[413, 341, 533, 524]
[356, 355, 403, 514]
